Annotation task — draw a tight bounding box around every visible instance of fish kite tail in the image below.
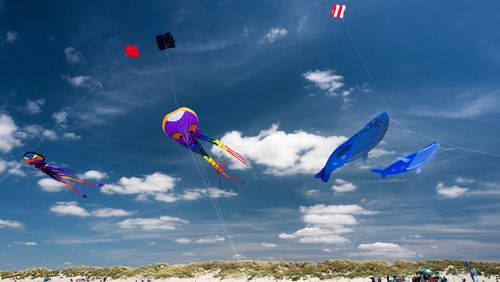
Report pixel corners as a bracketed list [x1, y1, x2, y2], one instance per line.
[314, 168, 331, 183]
[371, 168, 387, 179]
[203, 155, 243, 183]
[201, 135, 249, 166]
[63, 182, 88, 199]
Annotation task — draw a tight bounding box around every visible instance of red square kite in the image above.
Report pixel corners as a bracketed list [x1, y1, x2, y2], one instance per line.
[125, 45, 140, 58]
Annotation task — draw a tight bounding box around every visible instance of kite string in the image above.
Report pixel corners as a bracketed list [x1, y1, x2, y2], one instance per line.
[340, 20, 500, 158]
[0, 55, 127, 185]
[166, 51, 239, 258]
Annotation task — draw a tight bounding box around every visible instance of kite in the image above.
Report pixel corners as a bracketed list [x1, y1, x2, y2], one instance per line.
[156, 32, 176, 50]
[371, 142, 440, 178]
[315, 112, 389, 183]
[125, 45, 140, 58]
[464, 261, 479, 282]
[330, 3, 346, 18]
[23, 151, 103, 199]
[162, 107, 248, 182]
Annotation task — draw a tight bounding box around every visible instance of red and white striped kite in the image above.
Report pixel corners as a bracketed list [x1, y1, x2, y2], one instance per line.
[330, 3, 346, 18]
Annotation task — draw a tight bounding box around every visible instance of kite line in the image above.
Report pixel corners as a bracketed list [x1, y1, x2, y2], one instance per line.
[164, 47, 240, 258]
[0, 55, 127, 185]
[340, 20, 500, 158]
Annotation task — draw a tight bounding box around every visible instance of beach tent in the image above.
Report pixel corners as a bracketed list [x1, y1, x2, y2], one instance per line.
[416, 268, 436, 276]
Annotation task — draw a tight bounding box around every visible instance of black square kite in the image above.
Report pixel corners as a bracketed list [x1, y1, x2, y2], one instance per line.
[156, 32, 175, 51]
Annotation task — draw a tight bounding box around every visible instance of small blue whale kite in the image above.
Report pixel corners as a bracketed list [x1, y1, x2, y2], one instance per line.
[371, 142, 440, 178]
[315, 112, 389, 183]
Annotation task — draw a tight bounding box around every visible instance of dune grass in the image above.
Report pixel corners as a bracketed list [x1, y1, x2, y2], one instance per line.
[1, 260, 499, 280]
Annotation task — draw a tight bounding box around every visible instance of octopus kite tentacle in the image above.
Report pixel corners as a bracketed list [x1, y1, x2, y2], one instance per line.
[199, 134, 249, 166]
[187, 142, 243, 183]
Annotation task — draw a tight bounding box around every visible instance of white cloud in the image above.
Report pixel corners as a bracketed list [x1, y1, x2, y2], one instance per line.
[63, 132, 81, 140]
[42, 129, 58, 140]
[0, 114, 22, 153]
[303, 70, 353, 98]
[50, 202, 90, 217]
[63, 75, 102, 89]
[20, 99, 45, 114]
[5, 31, 17, 43]
[279, 204, 375, 244]
[64, 47, 85, 64]
[78, 170, 107, 181]
[14, 241, 37, 246]
[331, 179, 357, 193]
[436, 182, 469, 198]
[261, 242, 278, 248]
[92, 208, 133, 218]
[456, 176, 475, 184]
[304, 189, 320, 198]
[412, 93, 500, 119]
[0, 159, 25, 177]
[211, 124, 346, 176]
[101, 172, 177, 195]
[322, 248, 332, 253]
[38, 178, 67, 192]
[52, 110, 69, 124]
[261, 27, 288, 43]
[357, 242, 416, 258]
[118, 216, 188, 231]
[0, 219, 25, 229]
[195, 235, 225, 244]
[175, 238, 192, 244]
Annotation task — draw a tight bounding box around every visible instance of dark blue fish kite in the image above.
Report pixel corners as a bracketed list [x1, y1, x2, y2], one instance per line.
[371, 142, 440, 179]
[315, 112, 389, 183]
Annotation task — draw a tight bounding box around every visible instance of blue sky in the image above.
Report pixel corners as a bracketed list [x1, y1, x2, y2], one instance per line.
[1, 0, 500, 269]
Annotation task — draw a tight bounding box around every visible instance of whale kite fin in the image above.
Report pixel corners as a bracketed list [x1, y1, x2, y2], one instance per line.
[314, 168, 331, 183]
[371, 168, 387, 179]
[396, 157, 412, 163]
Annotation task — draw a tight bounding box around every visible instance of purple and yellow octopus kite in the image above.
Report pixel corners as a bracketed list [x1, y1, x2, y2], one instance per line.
[162, 107, 249, 182]
[23, 151, 103, 199]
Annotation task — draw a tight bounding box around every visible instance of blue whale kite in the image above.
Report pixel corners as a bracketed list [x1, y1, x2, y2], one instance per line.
[371, 142, 440, 178]
[315, 112, 389, 183]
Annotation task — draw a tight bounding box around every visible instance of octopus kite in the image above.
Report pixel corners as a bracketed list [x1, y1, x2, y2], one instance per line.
[23, 151, 103, 199]
[162, 107, 248, 182]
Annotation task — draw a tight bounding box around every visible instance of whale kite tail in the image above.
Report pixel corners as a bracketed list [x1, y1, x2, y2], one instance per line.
[371, 168, 387, 179]
[314, 168, 331, 183]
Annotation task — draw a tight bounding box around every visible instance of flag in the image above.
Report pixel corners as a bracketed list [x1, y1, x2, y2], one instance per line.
[125, 45, 140, 58]
[331, 3, 346, 18]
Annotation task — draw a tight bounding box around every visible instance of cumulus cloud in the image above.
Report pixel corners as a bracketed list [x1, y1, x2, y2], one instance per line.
[356, 242, 416, 258]
[436, 182, 469, 198]
[195, 235, 225, 244]
[322, 248, 332, 253]
[64, 47, 85, 64]
[50, 202, 91, 217]
[63, 75, 102, 89]
[5, 31, 17, 43]
[19, 99, 45, 114]
[175, 238, 192, 244]
[303, 69, 355, 100]
[261, 27, 288, 43]
[304, 189, 320, 198]
[279, 204, 376, 244]
[118, 216, 188, 231]
[14, 241, 37, 246]
[455, 176, 475, 184]
[78, 170, 107, 181]
[102, 172, 237, 203]
[0, 159, 25, 177]
[49, 202, 132, 218]
[63, 132, 81, 140]
[0, 113, 22, 153]
[0, 219, 25, 229]
[211, 124, 346, 176]
[52, 110, 69, 124]
[92, 208, 133, 218]
[38, 178, 67, 192]
[261, 242, 278, 248]
[331, 179, 357, 193]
